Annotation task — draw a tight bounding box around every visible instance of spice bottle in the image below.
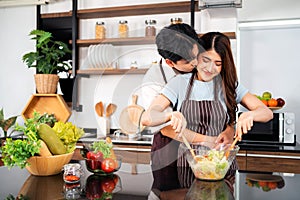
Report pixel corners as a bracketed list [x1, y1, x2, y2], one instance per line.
[170, 17, 183, 24]
[118, 20, 128, 38]
[145, 19, 157, 37]
[95, 21, 106, 39]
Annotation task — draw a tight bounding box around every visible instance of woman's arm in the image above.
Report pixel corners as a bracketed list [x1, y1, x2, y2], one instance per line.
[236, 92, 273, 140]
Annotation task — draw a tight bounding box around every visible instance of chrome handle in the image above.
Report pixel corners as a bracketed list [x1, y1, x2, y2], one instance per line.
[247, 153, 300, 159]
[113, 147, 151, 152]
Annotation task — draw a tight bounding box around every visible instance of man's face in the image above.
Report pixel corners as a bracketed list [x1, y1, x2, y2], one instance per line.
[167, 44, 199, 74]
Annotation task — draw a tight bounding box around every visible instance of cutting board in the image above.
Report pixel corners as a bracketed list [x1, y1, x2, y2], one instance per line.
[119, 95, 145, 135]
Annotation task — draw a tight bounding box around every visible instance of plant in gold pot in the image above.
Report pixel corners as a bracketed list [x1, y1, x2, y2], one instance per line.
[22, 29, 71, 94]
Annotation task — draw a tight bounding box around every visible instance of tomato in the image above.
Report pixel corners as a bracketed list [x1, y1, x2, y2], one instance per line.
[268, 98, 278, 107]
[101, 177, 116, 193]
[101, 158, 117, 173]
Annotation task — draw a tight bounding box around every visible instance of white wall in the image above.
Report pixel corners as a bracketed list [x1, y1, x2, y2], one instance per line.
[237, 0, 300, 143]
[0, 6, 37, 136]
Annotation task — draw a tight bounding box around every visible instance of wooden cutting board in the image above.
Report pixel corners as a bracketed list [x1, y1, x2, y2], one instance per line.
[119, 95, 145, 135]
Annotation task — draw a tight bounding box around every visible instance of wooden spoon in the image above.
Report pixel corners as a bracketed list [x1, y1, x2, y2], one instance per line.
[182, 135, 197, 161]
[95, 101, 104, 117]
[106, 103, 117, 117]
[225, 137, 239, 159]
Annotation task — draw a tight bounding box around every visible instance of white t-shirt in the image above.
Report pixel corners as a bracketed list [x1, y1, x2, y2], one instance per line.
[140, 62, 176, 133]
[161, 73, 249, 111]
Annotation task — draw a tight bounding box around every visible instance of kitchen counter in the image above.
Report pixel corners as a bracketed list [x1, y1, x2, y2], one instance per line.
[1, 160, 300, 200]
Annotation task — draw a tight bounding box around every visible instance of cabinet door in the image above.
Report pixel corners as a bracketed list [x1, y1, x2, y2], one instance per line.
[246, 151, 300, 173]
[236, 150, 247, 171]
[113, 144, 151, 164]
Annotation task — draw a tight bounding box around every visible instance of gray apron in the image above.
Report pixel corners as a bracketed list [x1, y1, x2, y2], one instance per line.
[177, 71, 237, 188]
[150, 60, 181, 191]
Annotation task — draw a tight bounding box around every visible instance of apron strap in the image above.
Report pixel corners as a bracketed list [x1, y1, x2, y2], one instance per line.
[159, 59, 168, 84]
[184, 68, 197, 100]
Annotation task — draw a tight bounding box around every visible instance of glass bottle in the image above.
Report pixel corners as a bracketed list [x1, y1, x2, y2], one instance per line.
[95, 21, 106, 39]
[145, 19, 157, 37]
[170, 17, 183, 24]
[118, 20, 128, 38]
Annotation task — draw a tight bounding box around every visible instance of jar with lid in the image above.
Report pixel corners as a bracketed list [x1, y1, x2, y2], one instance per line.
[118, 20, 128, 38]
[145, 19, 157, 37]
[170, 17, 183, 24]
[95, 21, 106, 39]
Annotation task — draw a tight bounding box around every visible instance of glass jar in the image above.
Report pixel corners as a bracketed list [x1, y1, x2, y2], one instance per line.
[63, 163, 82, 184]
[118, 20, 128, 38]
[95, 21, 106, 39]
[170, 17, 183, 24]
[145, 19, 157, 37]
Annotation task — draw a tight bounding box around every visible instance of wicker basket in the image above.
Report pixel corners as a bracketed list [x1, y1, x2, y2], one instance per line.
[34, 74, 59, 94]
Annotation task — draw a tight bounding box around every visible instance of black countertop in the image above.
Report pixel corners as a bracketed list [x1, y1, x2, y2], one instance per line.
[1, 160, 300, 200]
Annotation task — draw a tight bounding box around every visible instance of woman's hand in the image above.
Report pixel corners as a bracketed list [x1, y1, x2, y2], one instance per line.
[169, 111, 187, 135]
[235, 112, 254, 141]
[215, 125, 235, 145]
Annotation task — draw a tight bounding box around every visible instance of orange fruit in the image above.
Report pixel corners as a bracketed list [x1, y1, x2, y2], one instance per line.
[268, 182, 277, 190]
[268, 98, 278, 107]
[261, 99, 268, 106]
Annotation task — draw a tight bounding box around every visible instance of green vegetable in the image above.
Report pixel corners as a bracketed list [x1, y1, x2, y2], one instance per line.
[1, 138, 40, 169]
[38, 123, 67, 155]
[52, 121, 84, 153]
[90, 140, 113, 159]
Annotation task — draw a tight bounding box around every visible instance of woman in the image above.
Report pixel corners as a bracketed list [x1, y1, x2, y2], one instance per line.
[143, 32, 273, 187]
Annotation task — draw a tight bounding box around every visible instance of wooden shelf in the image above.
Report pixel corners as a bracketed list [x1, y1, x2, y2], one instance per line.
[77, 1, 199, 19]
[77, 68, 148, 75]
[74, 36, 155, 47]
[73, 32, 236, 47]
[41, 1, 199, 19]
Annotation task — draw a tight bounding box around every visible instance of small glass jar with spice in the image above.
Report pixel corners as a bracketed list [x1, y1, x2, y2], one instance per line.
[170, 17, 183, 24]
[118, 20, 128, 38]
[145, 19, 157, 37]
[95, 21, 106, 39]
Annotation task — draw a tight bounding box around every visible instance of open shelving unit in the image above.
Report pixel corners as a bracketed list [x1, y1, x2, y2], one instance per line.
[39, 0, 236, 111]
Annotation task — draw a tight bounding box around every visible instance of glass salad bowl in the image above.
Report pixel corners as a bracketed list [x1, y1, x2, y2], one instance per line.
[184, 143, 240, 181]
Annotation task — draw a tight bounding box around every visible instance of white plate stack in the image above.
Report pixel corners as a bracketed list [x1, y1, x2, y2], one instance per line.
[87, 44, 116, 69]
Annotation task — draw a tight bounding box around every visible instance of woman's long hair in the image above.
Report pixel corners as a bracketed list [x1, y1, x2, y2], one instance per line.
[199, 32, 238, 125]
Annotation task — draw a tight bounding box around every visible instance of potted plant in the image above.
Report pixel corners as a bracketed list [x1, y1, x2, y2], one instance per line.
[22, 29, 72, 94]
[0, 108, 18, 141]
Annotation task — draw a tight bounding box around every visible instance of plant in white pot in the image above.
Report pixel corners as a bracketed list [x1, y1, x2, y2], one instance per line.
[22, 29, 71, 94]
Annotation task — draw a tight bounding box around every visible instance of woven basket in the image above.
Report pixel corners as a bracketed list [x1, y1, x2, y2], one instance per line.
[34, 74, 59, 94]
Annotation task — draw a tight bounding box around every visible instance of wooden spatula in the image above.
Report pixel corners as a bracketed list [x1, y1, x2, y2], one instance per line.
[95, 101, 104, 117]
[106, 103, 117, 117]
[182, 135, 197, 161]
[225, 137, 239, 159]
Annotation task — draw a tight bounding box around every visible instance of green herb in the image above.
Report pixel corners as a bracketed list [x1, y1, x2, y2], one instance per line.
[52, 121, 84, 153]
[0, 108, 18, 138]
[1, 138, 40, 169]
[90, 140, 113, 159]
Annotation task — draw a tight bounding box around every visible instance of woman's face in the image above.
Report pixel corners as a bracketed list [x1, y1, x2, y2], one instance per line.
[167, 44, 199, 74]
[196, 49, 222, 82]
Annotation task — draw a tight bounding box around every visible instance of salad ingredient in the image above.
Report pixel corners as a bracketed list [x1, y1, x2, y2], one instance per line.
[38, 139, 52, 156]
[52, 121, 84, 152]
[101, 158, 117, 173]
[38, 123, 66, 155]
[191, 149, 229, 180]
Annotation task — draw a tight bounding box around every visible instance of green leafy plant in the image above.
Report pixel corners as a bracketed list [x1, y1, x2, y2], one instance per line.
[0, 108, 18, 138]
[22, 29, 71, 74]
[0, 111, 57, 169]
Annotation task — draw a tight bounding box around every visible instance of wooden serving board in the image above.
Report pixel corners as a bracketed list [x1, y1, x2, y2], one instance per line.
[119, 95, 145, 135]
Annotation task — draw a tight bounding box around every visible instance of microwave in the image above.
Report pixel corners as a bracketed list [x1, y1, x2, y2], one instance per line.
[238, 112, 296, 145]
